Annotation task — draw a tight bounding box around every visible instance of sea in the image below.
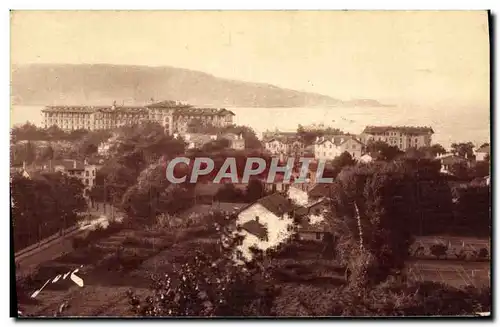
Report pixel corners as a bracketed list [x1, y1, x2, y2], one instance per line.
[10, 105, 490, 149]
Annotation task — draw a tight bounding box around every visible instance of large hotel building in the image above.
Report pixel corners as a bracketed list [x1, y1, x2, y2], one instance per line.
[359, 126, 434, 151]
[41, 100, 235, 135]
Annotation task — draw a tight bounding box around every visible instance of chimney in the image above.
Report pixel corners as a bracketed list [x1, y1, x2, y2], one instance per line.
[22, 161, 26, 170]
[84, 158, 88, 166]
[73, 160, 77, 169]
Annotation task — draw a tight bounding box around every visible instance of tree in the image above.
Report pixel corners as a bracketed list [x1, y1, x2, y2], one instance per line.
[11, 172, 86, 251]
[331, 163, 416, 288]
[19, 141, 37, 165]
[429, 244, 448, 260]
[120, 163, 188, 223]
[449, 160, 471, 180]
[215, 184, 245, 202]
[45, 125, 67, 140]
[81, 143, 98, 157]
[223, 125, 262, 149]
[470, 160, 490, 179]
[11, 142, 37, 166]
[365, 140, 403, 161]
[246, 179, 265, 202]
[332, 152, 356, 170]
[296, 125, 346, 146]
[430, 144, 447, 156]
[95, 161, 138, 206]
[11, 122, 46, 142]
[202, 139, 231, 153]
[452, 184, 490, 236]
[41, 145, 55, 161]
[127, 214, 278, 316]
[450, 142, 475, 159]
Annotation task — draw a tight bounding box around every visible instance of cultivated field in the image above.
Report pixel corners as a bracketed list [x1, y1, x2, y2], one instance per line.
[16, 224, 491, 317]
[16, 223, 220, 317]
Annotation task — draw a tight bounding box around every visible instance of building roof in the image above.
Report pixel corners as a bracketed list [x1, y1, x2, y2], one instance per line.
[476, 144, 490, 154]
[19, 168, 49, 181]
[42, 105, 148, 114]
[52, 159, 85, 171]
[314, 134, 361, 146]
[42, 106, 101, 113]
[186, 133, 215, 146]
[294, 198, 326, 216]
[240, 220, 268, 240]
[298, 217, 330, 233]
[256, 193, 296, 216]
[219, 133, 242, 141]
[262, 132, 300, 143]
[362, 125, 434, 135]
[98, 106, 147, 114]
[173, 108, 235, 117]
[42, 101, 234, 117]
[440, 155, 466, 166]
[238, 192, 296, 217]
[308, 183, 335, 199]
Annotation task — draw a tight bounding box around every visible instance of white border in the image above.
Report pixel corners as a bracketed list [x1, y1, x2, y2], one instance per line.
[3, 1, 498, 326]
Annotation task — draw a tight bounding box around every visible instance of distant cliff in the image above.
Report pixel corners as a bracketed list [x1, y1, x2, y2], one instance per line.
[11, 64, 388, 108]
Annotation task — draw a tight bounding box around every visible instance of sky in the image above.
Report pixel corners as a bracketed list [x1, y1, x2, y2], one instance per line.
[10, 11, 490, 108]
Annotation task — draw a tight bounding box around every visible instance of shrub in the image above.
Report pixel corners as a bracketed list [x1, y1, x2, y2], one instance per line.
[429, 244, 448, 259]
[72, 236, 90, 249]
[477, 248, 489, 260]
[121, 236, 156, 249]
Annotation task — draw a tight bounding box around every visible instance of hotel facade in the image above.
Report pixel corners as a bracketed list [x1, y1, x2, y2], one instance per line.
[360, 126, 434, 151]
[41, 100, 235, 135]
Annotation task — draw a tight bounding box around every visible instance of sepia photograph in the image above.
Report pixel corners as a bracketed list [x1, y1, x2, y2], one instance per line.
[10, 10, 491, 318]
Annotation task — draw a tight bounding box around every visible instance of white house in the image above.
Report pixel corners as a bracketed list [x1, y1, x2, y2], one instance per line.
[219, 133, 245, 150]
[184, 133, 217, 149]
[313, 135, 364, 161]
[232, 193, 295, 263]
[475, 144, 490, 162]
[264, 138, 290, 156]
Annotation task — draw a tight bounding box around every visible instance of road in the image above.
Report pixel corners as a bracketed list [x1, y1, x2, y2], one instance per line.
[15, 204, 121, 277]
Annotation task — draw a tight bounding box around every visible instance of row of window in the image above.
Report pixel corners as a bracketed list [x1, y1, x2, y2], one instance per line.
[317, 143, 358, 150]
[68, 170, 96, 177]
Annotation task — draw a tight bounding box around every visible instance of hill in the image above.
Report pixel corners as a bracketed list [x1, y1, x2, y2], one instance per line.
[10, 64, 386, 108]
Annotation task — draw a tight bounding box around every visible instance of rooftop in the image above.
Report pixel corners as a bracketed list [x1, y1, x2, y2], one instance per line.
[42, 101, 234, 116]
[476, 144, 490, 154]
[314, 134, 363, 146]
[42, 105, 148, 114]
[240, 220, 268, 240]
[440, 155, 467, 165]
[173, 107, 235, 116]
[254, 192, 296, 217]
[308, 183, 335, 199]
[362, 125, 434, 135]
